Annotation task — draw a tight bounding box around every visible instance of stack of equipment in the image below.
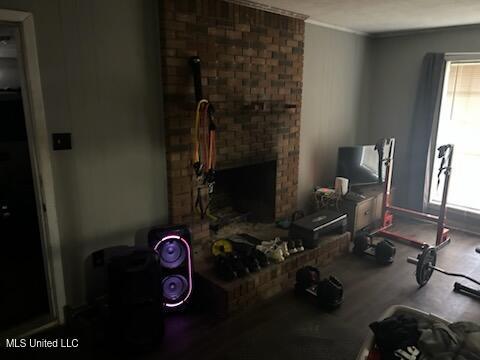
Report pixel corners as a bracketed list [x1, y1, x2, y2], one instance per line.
[294, 266, 344, 309]
[211, 234, 269, 281]
[256, 236, 304, 263]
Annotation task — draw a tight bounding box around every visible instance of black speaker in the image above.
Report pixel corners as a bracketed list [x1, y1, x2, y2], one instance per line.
[106, 247, 164, 349]
[148, 225, 193, 310]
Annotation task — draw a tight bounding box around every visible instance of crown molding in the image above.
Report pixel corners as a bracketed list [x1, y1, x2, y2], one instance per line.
[372, 22, 480, 38]
[305, 18, 368, 36]
[223, 0, 308, 20]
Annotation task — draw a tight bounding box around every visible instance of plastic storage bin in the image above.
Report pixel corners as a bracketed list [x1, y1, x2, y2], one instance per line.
[355, 305, 450, 360]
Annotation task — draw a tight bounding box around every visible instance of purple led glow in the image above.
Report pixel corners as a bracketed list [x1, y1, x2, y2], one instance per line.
[158, 239, 186, 269]
[153, 234, 193, 308]
[162, 275, 188, 301]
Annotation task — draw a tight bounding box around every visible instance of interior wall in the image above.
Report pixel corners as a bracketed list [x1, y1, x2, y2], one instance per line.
[298, 23, 370, 209]
[0, 0, 168, 306]
[367, 26, 480, 207]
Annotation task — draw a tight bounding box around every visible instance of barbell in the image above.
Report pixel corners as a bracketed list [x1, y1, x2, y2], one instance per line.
[407, 246, 480, 287]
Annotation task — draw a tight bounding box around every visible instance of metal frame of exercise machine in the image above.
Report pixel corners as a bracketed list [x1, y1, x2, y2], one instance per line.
[374, 138, 454, 249]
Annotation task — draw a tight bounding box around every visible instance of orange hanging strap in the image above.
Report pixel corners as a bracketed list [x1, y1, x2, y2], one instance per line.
[202, 103, 210, 168]
[193, 99, 208, 165]
[208, 130, 216, 170]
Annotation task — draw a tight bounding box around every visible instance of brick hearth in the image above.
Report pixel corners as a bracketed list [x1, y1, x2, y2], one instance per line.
[196, 232, 351, 316]
[158, 0, 304, 240]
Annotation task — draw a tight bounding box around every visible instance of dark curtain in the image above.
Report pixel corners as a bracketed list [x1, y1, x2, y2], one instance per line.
[407, 53, 446, 211]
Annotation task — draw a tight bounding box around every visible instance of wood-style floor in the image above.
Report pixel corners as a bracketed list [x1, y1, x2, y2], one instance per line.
[155, 219, 480, 360]
[5, 219, 479, 359]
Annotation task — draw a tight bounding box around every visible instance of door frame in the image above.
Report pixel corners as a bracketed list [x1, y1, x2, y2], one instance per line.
[0, 9, 66, 327]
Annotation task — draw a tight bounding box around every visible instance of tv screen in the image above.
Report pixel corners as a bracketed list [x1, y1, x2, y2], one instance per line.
[336, 145, 386, 186]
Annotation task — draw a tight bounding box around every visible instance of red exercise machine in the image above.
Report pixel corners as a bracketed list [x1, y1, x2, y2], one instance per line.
[374, 138, 454, 249]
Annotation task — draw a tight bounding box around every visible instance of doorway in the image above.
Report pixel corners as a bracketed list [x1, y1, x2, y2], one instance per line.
[0, 25, 50, 333]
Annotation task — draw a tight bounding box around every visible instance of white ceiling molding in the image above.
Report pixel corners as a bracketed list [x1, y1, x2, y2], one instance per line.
[305, 18, 368, 36]
[372, 22, 480, 39]
[223, 0, 309, 20]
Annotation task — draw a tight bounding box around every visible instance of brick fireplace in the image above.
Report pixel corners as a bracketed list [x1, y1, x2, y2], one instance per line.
[211, 160, 277, 223]
[159, 0, 304, 240]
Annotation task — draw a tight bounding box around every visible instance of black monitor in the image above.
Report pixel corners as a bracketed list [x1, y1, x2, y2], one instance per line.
[336, 145, 386, 186]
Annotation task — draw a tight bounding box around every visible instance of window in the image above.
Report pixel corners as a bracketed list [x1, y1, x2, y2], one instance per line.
[429, 60, 480, 213]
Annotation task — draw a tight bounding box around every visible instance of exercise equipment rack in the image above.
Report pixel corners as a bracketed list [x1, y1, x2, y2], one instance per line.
[373, 138, 454, 249]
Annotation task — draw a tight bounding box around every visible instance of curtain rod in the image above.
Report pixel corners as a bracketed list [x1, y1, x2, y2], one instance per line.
[445, 52, 480, 56]
[444, 53, 480, 62]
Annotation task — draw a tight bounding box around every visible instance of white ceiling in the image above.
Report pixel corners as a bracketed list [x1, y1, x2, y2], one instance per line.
[250, 0, 480, 34]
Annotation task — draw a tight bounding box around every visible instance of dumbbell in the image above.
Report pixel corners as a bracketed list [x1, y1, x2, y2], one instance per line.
[214, 253, 249, 281]
[294, 266, 344, 309]
[353, 232, 396, 265]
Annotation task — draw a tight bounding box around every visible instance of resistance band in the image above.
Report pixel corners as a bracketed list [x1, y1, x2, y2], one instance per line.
[193, 99, 217, 218]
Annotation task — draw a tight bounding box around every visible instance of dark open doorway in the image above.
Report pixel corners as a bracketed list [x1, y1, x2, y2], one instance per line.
[0, 25, 50, 333]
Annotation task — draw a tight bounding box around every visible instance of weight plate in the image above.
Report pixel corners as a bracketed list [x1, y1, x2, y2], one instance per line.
[416, 246, 437, 287]
[211, 239, 233, 256]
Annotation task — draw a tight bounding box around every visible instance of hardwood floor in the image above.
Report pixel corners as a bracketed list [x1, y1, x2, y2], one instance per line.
[155, 219, 480, 360]
[8, 219, 478, 359]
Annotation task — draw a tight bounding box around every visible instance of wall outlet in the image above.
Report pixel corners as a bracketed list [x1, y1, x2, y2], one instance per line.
[52, 133, 72, 151]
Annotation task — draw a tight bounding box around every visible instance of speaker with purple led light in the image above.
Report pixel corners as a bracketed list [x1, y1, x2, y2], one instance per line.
[148, 225, 193, 311]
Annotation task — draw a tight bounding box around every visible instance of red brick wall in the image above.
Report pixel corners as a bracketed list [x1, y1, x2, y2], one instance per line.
[159, 0, 304, 239]
[197, 233, 350, 316]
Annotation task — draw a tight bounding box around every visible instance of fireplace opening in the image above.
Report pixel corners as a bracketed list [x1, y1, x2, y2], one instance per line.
[211, 160, 276, 223]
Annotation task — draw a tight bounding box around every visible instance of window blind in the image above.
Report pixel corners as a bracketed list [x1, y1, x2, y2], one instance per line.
[430, 62, 480, 213]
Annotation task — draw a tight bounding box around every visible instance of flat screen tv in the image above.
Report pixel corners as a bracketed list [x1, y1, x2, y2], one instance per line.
[336, 145, 386, 186]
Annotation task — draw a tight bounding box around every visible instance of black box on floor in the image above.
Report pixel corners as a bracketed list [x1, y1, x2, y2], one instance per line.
[289, 210, 347, 249]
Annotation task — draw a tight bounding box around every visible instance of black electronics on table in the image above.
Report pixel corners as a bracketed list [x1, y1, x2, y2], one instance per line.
[336, 144, 390, 187]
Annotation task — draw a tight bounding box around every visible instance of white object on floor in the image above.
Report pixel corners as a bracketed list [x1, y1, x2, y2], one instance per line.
[394, 346, 420, 360]
[256, 241, 286, 263]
